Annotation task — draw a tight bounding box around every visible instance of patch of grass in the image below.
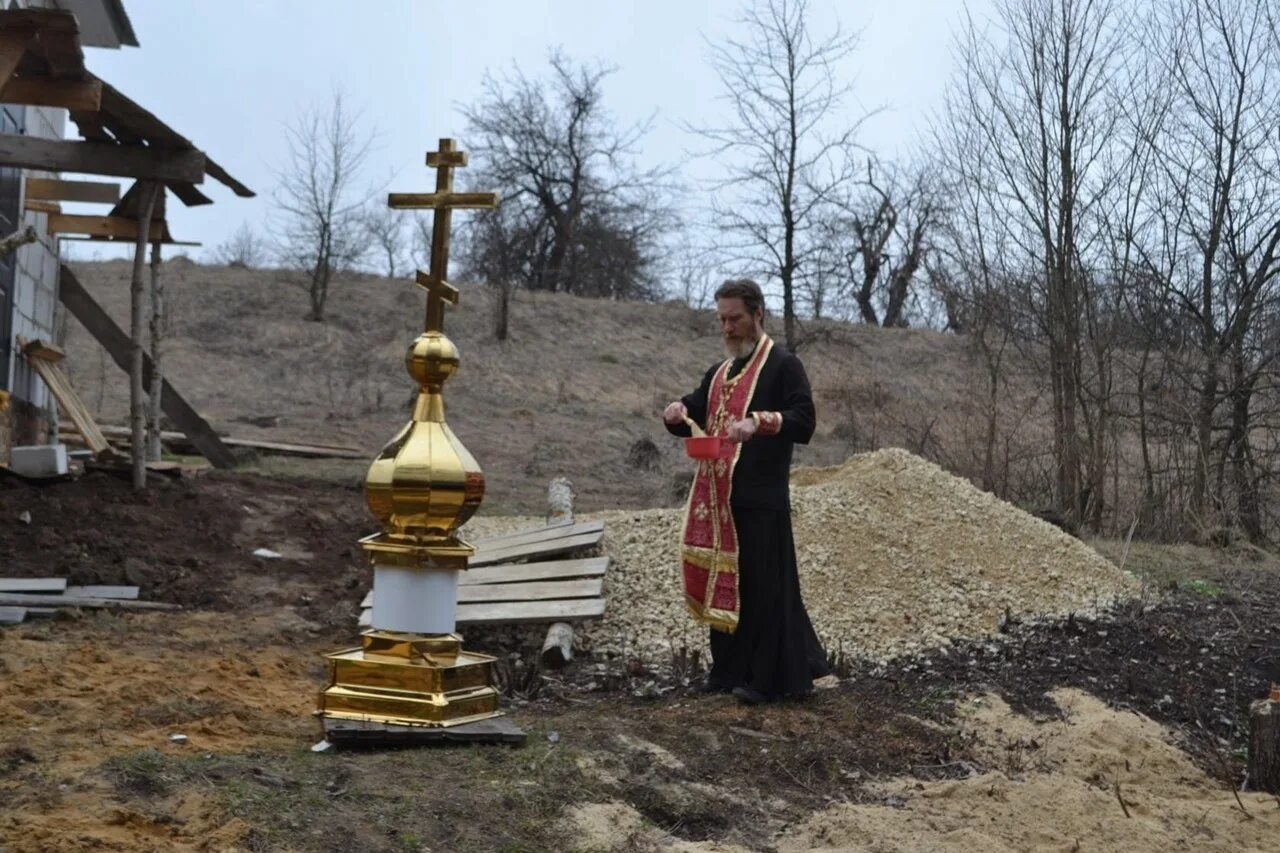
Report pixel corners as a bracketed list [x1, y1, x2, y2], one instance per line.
[1179, 578, 1225, 598]
[598, 353, 621, 364]
[102, 748, 194, 797]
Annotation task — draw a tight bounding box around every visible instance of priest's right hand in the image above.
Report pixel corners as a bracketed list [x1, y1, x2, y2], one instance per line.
[663, 401, 688, 425]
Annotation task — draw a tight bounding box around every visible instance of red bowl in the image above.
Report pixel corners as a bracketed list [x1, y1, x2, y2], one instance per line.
[685, 436, 734, 460]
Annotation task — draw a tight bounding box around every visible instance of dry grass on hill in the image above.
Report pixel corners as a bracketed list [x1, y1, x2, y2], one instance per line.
[59, 259, 1046, 512]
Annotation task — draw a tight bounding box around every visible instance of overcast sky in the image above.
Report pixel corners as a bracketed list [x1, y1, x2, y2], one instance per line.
[67, 0, 996, 264]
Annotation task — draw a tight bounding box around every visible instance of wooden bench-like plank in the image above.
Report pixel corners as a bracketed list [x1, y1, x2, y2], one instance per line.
[464, 556, 609, 586]
[0, 593, 179, 611]
[470, 531, 603, 567]
[0, 578, 67, 593]
[0, 606, 26, 624]
[358, 557, 612, 607]
[463, 578, 603, 604]
[472, 520, 603, 550]
[358, 597, 606, 629]
[360, 574, 606, 609]
[456, 598, 606, 626]
[65, 585, 140, 600]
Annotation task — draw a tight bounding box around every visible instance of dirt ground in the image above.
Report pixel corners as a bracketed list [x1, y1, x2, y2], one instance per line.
[3, 469, 1280, 851]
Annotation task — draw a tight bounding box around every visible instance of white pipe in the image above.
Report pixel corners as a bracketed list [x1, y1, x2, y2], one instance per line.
[371, 566, 457, 634]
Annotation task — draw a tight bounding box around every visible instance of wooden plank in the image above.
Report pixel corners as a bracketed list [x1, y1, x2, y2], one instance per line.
[425, 149, 468, 167]
[0, 607, 26, 625]
[47, 213, 164, 240]
[455, 598, 606, 626]
[0, 593, 179, 611]
[362, 576, 605, 608]
[472, 520, 604, 550]
[465, 517, 593, 545]
[470, 531, 604, 567]
[20, 337, 64, 362]
[463, 556, 610, 587]
[0, 28, 35, 86]
[23, 199, 60, 214]
[0, 78, 101, 110]
[0, 134, 205, 184]
[19, 336, 112, 457]
[388, 192, 499, 210]
[25, 177, 121, 204]
[459, 579, 603, 604]
[0, 577, 66, 593]
[89, 423, 363, 460]
[59, 265, 237, 469]
[65, 585, 139, 600]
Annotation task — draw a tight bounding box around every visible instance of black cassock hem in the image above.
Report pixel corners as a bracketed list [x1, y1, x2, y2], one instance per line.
[708, 506, 830, 700]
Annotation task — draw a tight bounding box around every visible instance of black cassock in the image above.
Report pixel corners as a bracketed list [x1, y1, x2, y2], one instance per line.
[666, 341, 830, 700]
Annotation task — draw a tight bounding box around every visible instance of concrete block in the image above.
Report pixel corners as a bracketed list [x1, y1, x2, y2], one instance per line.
[8, 444, 67, 477]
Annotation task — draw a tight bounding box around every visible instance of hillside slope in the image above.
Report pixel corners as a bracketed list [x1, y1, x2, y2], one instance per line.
[59, 259, 1007, 511]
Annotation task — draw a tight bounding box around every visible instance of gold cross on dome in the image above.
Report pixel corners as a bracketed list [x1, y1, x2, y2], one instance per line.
[388, 138, 500, 333]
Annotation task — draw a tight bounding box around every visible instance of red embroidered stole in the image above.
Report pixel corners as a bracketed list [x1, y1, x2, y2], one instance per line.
[680, 334, 774, 632]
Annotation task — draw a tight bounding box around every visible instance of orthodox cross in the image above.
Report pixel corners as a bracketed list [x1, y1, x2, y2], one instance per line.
[387, 138, 499, 332]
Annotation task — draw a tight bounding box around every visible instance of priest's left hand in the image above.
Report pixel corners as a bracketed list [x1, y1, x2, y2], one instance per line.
[727, 417, 757, 442]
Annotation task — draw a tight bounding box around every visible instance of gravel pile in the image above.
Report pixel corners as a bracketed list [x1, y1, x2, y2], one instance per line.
[581, 448, 1139, 663]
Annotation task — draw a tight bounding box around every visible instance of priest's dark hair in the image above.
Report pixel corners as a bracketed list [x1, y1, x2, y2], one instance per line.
[714, 279, 766, 315]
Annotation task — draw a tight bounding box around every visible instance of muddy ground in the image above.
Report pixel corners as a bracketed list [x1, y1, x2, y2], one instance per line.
[2, 470, 1280, 851]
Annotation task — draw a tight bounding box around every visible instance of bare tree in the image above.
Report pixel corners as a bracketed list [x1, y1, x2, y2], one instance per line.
[273, 91, 375, 321]
[692, 0, 867, 350]
[834, 161, 940, 327]
[941, 0, 1128, 530]
[1128, 0, 1280, 539]
[362, 203, 407, 279]
[459, 50, 672, 309]
[212, 221, 268, 268]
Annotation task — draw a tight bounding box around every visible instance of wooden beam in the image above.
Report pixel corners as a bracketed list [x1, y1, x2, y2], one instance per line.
[20, 337, 65, 362]
[0, 593, 179, 611]
[23, 199, 59, 214]
[58, 264, 237, 469]
[0, 78, 101, 110]
[426, 149, 468, 167]
[469, 531, 605, 567]
[0, 28, 34, 86]
[0, 578, 67, 593]
[362, 576, 606, 608]
[454, 598, 606, 626]
[25, 177, 121, 204]
[0, 134, 205, 184]
[388, 192, 499, 210]
[47, 213, 163, 240]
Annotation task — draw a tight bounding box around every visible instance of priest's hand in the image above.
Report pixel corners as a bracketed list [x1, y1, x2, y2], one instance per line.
[727, 417, 757, 442]
[663, 401, 688, 425]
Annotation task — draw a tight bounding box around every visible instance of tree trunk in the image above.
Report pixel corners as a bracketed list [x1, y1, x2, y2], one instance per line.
[493, 280, 511, 341]
[541, 476, 576, 669]
[1248, 693, 1280, 793]
[129, 182, 160, 490]
[147, 241, 163, 462]
[1189, 360, 1219, 533]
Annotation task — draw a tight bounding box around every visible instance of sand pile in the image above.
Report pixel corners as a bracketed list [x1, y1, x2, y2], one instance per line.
[778, 688, 1280, 852]
[583, 448, 1138, 662]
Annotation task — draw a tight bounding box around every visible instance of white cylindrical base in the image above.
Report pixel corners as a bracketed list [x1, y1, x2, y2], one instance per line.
[371, 566, 458, 634]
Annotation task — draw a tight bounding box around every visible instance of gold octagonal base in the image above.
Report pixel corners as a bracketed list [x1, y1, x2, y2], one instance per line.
[316, 630, 502, 728]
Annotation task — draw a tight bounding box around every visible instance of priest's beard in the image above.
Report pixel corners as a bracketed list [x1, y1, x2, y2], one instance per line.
[724, 330, 761, 359]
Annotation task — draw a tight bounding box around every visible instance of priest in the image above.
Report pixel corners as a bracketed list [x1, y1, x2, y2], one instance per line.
[663, 279, 831, 703]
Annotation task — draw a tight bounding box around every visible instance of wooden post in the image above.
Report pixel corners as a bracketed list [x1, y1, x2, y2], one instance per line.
[129, 182, 159, 489]
[147, 240, 163, 461]
[541, 476, 576, 669]
[1247, 685, 1280, 793]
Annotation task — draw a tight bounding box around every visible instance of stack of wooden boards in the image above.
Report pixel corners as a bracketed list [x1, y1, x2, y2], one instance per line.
[0, 577, 179, 624]
[358, 519, 608, 628]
